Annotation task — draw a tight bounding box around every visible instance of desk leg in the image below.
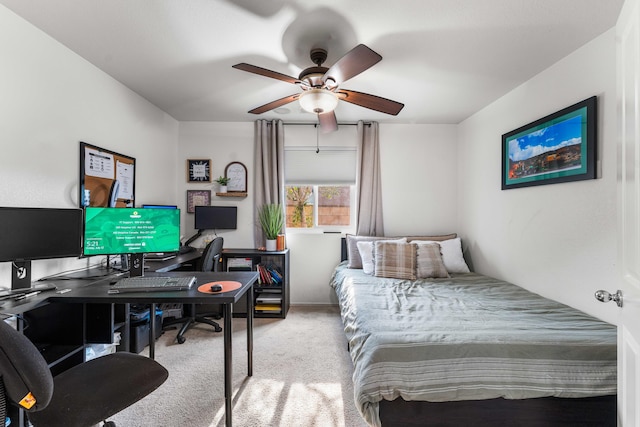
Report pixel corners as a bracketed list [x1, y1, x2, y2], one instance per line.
[247, 283, 253, 377]
[149, 303, 156, 360]
[223, 303, 233, 427]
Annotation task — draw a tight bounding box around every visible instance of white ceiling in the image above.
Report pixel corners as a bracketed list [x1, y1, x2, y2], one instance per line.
[0, 0, 624, 125]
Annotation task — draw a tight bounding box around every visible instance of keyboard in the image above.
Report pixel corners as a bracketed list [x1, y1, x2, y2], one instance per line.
[108, 276, 196, 294]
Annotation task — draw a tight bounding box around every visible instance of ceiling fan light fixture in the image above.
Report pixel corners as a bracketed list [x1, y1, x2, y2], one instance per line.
[299, 88, 338, 114]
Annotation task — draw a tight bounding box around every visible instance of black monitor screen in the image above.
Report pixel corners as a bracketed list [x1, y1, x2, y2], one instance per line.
[142, 204, 177, 209]
[83, 207, 181, 256]
[0, 207, 83, 262]
[194, 206, 237, 230]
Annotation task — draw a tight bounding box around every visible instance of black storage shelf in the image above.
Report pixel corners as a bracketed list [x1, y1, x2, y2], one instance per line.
[221, 248, 290, 319]
[35, 343, 84, 367]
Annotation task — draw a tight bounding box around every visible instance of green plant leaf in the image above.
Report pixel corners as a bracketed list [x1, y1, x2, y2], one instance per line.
[258, 203, 284, 240]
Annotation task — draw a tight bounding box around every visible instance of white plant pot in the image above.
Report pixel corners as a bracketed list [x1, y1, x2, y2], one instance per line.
[219, 185, 227, 193]
[265, 239, 277, 251]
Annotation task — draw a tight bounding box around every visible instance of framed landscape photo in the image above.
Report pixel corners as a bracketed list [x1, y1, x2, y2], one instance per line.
[501, 96, 597, 190]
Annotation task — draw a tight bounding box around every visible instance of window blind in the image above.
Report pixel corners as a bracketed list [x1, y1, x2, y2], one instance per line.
[284, 125, 357, 184]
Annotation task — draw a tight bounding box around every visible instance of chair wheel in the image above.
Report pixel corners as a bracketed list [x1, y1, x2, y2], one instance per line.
[177, 335, 186, 344]
[214, 325, 222, 332]
[103, 421, 116, 427]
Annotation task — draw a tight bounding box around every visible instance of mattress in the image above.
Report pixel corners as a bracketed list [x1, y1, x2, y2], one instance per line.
[330, 262, 617, 426]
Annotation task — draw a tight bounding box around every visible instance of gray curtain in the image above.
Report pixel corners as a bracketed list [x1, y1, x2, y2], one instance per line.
[254, 119, 285, 247]
[356, 121, 384, 236]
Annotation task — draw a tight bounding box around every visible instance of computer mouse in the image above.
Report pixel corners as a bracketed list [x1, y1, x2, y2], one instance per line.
[210, 284, 223, 292]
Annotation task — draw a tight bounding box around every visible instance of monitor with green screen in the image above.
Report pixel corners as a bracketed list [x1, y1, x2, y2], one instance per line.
[83, 207, 180, 256]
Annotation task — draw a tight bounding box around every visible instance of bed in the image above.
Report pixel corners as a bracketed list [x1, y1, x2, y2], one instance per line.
[331, 235, 617, 427]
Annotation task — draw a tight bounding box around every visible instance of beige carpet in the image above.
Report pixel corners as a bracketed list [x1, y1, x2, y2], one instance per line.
[109, 305, 369, 427]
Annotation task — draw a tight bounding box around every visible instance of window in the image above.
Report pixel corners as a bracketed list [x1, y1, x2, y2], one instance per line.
[286, 185, 353, 229]
[284, 125, 357, 232]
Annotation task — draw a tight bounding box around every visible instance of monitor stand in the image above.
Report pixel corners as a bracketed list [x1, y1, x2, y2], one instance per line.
[129, 253, 144, 277]
[120, 254, 129, 271]
[12, 260, 31, 289]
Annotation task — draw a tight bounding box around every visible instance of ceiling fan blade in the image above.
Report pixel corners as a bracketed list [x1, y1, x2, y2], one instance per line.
[233, 63, 307, 86]
[337, 89, 404, 116]
[318, 111, 338, 133]
[322, 44, 382, 86]
[248, 94, 300, 114]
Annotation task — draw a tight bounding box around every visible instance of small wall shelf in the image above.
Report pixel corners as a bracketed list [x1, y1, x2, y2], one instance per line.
[216, 192, 248, 198]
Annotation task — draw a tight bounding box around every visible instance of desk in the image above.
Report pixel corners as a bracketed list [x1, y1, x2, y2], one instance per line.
[144, 250, 202, 272]
[3, 270, 257, 427]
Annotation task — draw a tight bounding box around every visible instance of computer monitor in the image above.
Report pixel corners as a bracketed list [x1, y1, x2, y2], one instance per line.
[141, 204, 178, 209]
[83, 207, 181, 256]
[194, 206, 237, 230]
[0, 207, 83, 288]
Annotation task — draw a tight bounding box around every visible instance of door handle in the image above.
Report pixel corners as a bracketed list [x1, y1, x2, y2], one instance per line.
[594, 290, 623, 307]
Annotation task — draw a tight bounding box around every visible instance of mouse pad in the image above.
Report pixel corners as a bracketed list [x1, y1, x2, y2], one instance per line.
[198, 281, 242, 294]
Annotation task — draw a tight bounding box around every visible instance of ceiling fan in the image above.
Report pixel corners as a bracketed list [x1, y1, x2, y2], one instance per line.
[232, 44, 404, 133]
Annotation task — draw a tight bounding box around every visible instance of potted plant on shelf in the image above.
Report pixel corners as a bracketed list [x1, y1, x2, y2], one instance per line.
[258, 203, 284, 251]
[215, 176, 231, 193]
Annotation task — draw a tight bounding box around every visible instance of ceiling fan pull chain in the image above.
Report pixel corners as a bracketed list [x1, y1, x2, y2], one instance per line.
[315, 122, 320, 153]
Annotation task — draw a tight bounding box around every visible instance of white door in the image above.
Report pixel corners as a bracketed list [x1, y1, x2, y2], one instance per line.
[612, 0, 640, 425]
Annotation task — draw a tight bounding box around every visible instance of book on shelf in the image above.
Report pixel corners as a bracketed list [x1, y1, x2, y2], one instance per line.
[255, 303, 282, 313]
[256, 295, 281, 304]
[256, 263, 283, 286]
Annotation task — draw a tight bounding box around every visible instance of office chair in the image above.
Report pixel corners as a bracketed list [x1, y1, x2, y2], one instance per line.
[0, 318, 168, 427]
[163, 236, 224, 344]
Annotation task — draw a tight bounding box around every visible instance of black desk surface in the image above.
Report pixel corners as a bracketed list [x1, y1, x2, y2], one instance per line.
[50, 271, 258, 305]
[1, 270, 258, 313]
[144, 250, 202, 273]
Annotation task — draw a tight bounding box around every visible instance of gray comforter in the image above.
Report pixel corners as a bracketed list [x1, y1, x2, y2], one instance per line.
[330, 262, 617, 426]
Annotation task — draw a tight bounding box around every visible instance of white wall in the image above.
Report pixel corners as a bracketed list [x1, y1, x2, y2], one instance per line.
[380, 124, 459, 236]
[0, 5, 179, 283]
[177, 122, 255, 248]
[457, 29, 618, 324]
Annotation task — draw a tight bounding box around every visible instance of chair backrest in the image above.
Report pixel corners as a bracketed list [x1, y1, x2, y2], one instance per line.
[0, 319, 54, 413]
[198, 236, 224, 272]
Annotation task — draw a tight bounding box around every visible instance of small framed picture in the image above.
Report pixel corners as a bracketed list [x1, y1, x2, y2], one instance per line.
[224, 161, 248, 192]
[187, 159, 211, 182]
[186, 190, 211, 213]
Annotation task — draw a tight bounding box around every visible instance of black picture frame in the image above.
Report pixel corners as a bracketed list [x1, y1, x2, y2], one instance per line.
[501, 96, 597, 190]
[187, 159, 211, 182]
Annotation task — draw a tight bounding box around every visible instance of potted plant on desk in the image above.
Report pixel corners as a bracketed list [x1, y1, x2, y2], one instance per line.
[215, 176, 231, 193]
[258, 203, 284, 251]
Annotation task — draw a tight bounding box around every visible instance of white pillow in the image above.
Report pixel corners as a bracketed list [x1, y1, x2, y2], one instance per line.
[357, 238, 406, 275]
[356, 241, 375, 274]
[413, 237, 470, 273]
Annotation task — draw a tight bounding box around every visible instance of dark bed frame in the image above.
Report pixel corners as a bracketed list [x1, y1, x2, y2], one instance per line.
[339, 238, 617, 427]
[379, 396, 616, 427]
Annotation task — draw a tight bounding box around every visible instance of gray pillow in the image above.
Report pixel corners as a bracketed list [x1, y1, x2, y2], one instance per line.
[373, 241, 417, 280]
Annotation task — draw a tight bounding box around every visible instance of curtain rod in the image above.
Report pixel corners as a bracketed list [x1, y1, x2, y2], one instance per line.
[280, 122, 371, 127]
